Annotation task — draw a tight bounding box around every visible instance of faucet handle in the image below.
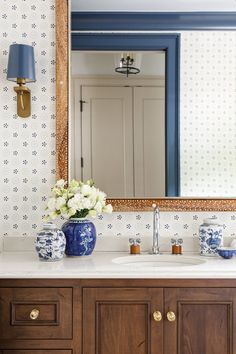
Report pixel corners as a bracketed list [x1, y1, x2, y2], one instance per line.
[129, 237, 141, 246]
[171, 237, 183, 246]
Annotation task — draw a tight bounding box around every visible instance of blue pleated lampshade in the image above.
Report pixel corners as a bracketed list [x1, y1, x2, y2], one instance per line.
[7, 43, 36, 83]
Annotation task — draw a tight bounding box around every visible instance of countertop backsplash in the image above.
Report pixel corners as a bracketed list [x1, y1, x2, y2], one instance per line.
[2, 211, 236, 253]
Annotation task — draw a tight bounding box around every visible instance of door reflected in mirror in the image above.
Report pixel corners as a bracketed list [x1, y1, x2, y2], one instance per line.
[71, 51, 167, 198]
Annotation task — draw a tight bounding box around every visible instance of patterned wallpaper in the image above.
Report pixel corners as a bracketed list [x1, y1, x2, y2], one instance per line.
[0, 1, 236, 251]
[0, 0, 56, 238]
[180, 31, 236, 196]
[93, 211, 236, 252]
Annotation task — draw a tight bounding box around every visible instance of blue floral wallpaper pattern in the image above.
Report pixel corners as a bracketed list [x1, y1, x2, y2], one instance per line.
[0, 1, 236, 248]
[0, 0, 56, 237]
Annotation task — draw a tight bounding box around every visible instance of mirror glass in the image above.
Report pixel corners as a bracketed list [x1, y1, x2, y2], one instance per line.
[71, 51, 166, 198]
[70, 10, 236, 199]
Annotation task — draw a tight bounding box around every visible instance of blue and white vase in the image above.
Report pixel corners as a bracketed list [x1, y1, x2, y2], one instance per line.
[199, 218, 223, 256]
[35, 223, 66, 261]
[62, 218, 96, 256]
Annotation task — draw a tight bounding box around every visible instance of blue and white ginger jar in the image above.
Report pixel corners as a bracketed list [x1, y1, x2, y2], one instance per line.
[35, 223, 66, 261]
[199, 218, 223, 256]
[62, 218, 96, 256]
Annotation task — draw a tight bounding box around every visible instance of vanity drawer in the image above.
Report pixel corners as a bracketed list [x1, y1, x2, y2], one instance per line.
[0, 288, 72, 339]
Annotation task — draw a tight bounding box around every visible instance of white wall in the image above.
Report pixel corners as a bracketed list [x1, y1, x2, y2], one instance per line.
[0, 0, 236, 247]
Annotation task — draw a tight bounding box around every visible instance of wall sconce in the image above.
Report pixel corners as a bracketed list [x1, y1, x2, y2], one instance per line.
[7, 44, 36, 118]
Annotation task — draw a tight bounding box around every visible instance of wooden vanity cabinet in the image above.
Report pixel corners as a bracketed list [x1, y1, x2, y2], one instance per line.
[82, 283, 236, 354]
[0, 280, 236, 354]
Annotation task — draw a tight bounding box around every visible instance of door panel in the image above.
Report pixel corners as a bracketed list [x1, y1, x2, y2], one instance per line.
[164, 288, 235, 354]
[81, 86, 134, 198]
[134, 87, 165, 197]
[83, 287, 163, 354]
[179, 303, 230, 354]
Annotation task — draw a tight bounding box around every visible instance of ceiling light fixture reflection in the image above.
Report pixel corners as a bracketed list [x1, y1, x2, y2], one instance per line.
[115, 53, 140, 77]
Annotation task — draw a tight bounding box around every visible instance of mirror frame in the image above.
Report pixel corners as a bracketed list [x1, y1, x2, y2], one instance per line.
[56, 0, 236, 211]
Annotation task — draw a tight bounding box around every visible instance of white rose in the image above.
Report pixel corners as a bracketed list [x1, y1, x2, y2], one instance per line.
[55, 197, 66, 210]
[68, 179, 79, 194]
[88, 196, 96, 209]
[81, 198, 93, 210]
[89, 209, 97, 218]
[94, 201, 102, 213]
[81, 184, 91, 196]
[86, 179, 94, 186]
[87, 186, 97, 201]
[68, 194, 81, 209]
[55, 179, 66, 188]
[69, 179, 79, 188]
[103, 204, 113, 213]
[97, 191, 106, 202]
[47, 197, 57, 211]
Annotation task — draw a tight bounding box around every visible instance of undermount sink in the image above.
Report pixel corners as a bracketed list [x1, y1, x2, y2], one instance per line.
[112, 255, 206, 268]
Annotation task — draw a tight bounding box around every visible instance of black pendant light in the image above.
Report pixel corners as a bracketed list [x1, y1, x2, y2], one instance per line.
[115, 53, 140, 77]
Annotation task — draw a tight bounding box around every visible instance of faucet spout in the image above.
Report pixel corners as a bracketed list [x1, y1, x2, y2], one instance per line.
[151, 203, 161, 254]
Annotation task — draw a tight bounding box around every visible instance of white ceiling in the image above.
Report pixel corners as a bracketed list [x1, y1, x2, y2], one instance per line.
[71, 0, 236, 12]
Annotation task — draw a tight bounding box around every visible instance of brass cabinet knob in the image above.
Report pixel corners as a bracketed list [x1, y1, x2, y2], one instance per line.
[153, 310, 162, 322]
[30, 308, 40, 320]
[166, 311, 176, 322]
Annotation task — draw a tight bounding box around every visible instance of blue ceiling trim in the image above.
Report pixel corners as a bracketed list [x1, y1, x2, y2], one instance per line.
[71, 12, 236, 31]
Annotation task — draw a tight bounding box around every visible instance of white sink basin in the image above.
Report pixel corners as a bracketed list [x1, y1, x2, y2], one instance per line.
[112, 255, 206, 268]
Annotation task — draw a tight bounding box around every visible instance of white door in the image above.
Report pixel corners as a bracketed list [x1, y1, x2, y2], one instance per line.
[134, 87, 165, 197]
[81, 86, 134, 198]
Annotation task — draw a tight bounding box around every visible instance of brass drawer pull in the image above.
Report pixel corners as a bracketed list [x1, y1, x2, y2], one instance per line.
[166, 311, 176, 322]
[153, 310, 162, 322]
[30, 308, 40, 320]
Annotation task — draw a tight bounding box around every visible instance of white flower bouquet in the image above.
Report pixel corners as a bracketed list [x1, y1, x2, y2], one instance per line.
[45, 179, 113, 220]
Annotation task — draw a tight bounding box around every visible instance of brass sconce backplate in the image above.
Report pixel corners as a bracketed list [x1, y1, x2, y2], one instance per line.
[14, 83, 31, 118]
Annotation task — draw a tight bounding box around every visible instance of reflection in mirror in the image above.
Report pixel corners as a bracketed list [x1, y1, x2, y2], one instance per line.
[71, 51, 167, 198]
[55, 4, 236, 211]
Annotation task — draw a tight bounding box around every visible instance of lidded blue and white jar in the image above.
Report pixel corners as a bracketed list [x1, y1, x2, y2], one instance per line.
[199, 218, 223, 256]
[35, 223, 66, 261]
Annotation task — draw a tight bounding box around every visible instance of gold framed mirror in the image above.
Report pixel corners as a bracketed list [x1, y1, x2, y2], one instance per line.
[55, 0, 236, 211]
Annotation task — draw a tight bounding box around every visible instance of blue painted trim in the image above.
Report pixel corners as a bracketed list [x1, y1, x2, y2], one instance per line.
[71, 12, 236, 31]
[72, 33, 180, 196]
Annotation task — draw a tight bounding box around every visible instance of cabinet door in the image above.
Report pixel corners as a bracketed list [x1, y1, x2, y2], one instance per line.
[164, 288, 236, 354]
[83, 287, 163, 354]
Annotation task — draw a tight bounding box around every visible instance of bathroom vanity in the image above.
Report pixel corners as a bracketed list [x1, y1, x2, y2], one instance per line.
[0, 252, 235, 354]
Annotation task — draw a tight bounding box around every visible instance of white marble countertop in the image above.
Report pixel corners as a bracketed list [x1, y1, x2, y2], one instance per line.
[0, 251, 236, 278]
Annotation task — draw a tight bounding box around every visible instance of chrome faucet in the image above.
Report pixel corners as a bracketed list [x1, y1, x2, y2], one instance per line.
[151, 203, 161, 254]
